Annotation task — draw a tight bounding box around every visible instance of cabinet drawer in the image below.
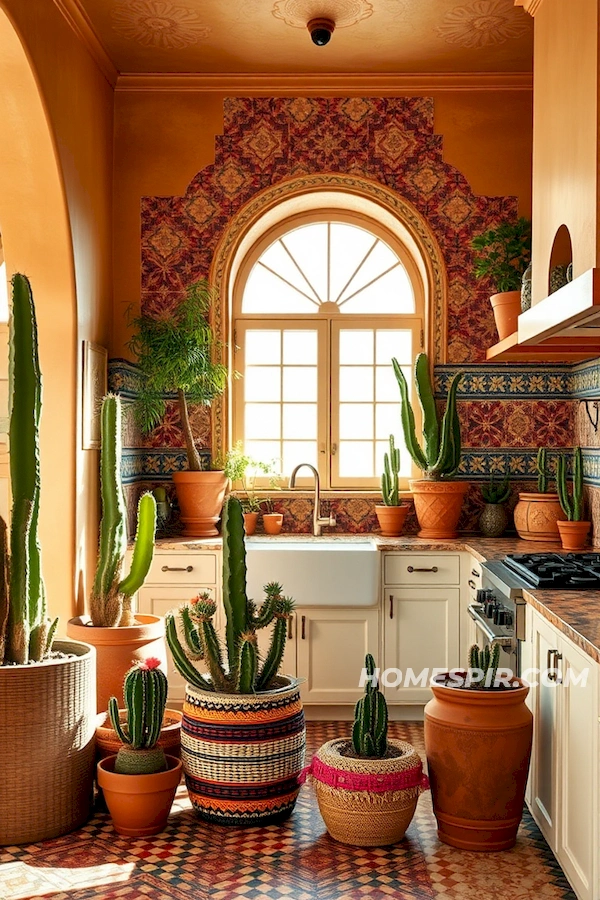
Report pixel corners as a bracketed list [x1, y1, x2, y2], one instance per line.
[147, 553, 217, 585]
[383, 554, 460, 586]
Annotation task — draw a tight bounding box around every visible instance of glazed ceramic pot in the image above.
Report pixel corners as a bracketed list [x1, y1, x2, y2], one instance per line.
[409, 480, 469, 539]
[97, 754, 182, 837]
[513, 492, 566, 542]
[242, 511, 259, 536]
[557, 519, 591, 551]
[305, 738, 428, 847]
[490, 291, 521, 341]
[478, 503, 509, 538]
[96, 708, 182, 762]
[172, 470, 229, 537]
[424, 675, 532, 851]
[375, 504, 410, 537]
[263, 513, 284, 535]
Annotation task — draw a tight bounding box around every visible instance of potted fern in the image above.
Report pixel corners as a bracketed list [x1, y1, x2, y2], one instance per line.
[425, 643, 532, 851]
[392, 353, 467, 539]
[375, 434, 411, 536]
[472, 217, 531, 341]
[127, 279, 229, 537]
[556, 447, 591, 549]
[166, 495, 305, 825]
[478, 474, 511, 537]
[513, 447, 566, 542]
[303, 654, 428, 846]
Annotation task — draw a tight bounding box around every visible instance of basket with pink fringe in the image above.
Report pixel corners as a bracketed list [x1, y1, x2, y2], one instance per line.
[300, 737, 429, 846]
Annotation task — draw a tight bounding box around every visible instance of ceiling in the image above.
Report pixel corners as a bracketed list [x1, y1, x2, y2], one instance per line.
[76, 0, 533, 75]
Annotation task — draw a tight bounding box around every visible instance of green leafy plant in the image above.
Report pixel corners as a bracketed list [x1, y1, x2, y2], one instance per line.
[352, 654, 388, 758]
[481, 474, 511, 505]
[127, 280, 229, 472]
[472, 217, 532, 294]
[392, 353, 463, 480]
[108, 657, 168, 774]
[536, 447, 554, 494]
[215, 441, 280, 512]
[90, 394, 157, 628]
[468, 643, 501, 689]
[557, 447, 584, 521]
[0, 274, 57, 665]
[381, 434, 401, 506]
[166, 496, 294, 693]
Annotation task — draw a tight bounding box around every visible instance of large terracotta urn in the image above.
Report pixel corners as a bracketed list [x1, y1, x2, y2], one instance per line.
[513, 492, 566, 542]
[409, 480, 469, 539]
[173, 470, 229, 537]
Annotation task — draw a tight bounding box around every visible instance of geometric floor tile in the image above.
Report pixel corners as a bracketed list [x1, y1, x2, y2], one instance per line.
[0, 723, 576, 900]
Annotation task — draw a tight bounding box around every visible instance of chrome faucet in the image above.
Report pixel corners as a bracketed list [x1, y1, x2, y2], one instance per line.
[288, 463, 336, 536]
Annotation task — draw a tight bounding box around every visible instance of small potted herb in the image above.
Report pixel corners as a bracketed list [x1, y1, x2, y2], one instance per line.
[375, 434, 411, 536]
[513, 447, 566, 542]
[478, 473, 511, 537]
[472, 217, 531, 341]
[221, 442, 280, 535]
[556, 447, 591, 549]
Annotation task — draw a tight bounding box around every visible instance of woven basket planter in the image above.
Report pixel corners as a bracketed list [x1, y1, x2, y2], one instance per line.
[181, 677, 305, 826]
[0, 640, 96, 846]
[304, 738, 429, 846]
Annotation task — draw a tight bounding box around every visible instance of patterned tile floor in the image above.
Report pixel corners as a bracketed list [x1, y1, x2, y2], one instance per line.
[0, 723, 576, 900]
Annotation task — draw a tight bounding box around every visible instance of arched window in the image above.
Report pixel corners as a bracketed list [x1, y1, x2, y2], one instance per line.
[232, 210, 425, 490]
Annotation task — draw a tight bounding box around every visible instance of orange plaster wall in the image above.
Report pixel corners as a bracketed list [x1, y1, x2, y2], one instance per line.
[112, 88, 532, 358]
[0, 0, 114, 627]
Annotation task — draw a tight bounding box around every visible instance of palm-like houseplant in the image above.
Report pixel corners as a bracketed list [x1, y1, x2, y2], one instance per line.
[166, 494, 305, 825]
[127, 279, 229, 537]
[472, 216, 531, 341]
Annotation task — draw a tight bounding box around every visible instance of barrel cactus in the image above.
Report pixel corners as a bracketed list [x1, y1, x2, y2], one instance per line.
[468, 643, 501, 688]
[108, 657, 168, 774]
[90, 394, 157, 627]
[352, 654, 388, 758]
[166, 495, 294, 693]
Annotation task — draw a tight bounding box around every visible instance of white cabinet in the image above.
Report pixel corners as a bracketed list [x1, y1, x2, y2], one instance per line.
[382, 553, 460, 704]
[528, 608, 599, 900]
[256, 611, 297, 680]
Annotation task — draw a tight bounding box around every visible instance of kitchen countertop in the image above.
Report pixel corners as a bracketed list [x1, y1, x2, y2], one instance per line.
[153, 532, 600, 666]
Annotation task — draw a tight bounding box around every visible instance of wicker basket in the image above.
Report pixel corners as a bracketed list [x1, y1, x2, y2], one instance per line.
[306, 738, 428, 846]
[0, 640, 96, 845]
[182, 677, 305, 826]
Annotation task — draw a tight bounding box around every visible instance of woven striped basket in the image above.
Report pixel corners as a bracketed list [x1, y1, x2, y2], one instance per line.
[0, 640, 96, 846]
[182, 677, 305, 826]
[305, 738, 429, 846]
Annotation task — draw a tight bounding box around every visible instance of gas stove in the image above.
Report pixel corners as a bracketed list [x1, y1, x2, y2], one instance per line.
[501, 552, 600, 590]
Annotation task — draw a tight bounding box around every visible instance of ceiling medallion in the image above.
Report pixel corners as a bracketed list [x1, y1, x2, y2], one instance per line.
[111, 0, 211, 49]
[272, 0, 373, 30]
[435, 0, 529, 49]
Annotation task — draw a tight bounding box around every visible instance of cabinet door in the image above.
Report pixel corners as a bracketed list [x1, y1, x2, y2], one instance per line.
[383, 588, 459, 704]
[296, 608, 380, 704]
[256, 612, 297, 679]
[557, 636, 598, 900]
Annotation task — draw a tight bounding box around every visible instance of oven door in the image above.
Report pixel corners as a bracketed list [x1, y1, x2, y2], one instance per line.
[467, 604, 520, 677]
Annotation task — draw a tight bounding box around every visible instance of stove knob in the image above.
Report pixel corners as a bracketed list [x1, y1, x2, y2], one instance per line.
[485, 600, 497, 617]
[476, 589, 487, 603]
[495, 609, 507, 626]
[505, 612, 513, 628]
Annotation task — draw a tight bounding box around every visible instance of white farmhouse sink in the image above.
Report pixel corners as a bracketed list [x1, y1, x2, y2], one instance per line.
[244, 539, 379, 607]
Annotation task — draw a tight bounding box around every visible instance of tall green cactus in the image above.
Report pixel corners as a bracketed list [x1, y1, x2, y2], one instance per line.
[352, 654, 388, 758]
[468, 642, 501, 688]
[391, 353, 463, 479]
[166, 496, 294, 694]
[108, 657, 168, 774]
[536, 447, 553, 494]
[0, 275, 56, 665]
[556, 447, 584, 521]
[381, 434, 400, 506]
[90, 394, 157, 627]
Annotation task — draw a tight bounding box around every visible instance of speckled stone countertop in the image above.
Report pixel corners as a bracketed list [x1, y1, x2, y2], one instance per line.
[153, 533, 600, 666]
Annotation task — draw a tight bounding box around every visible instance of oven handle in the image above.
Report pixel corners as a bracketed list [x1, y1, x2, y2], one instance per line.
[467, 604, 513, 650]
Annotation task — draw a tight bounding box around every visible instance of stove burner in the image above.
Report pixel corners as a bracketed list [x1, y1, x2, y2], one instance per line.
[502, 552, 600, 589]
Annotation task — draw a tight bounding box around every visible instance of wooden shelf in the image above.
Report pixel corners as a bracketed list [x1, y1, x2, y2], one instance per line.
[486, 330, 600, 362]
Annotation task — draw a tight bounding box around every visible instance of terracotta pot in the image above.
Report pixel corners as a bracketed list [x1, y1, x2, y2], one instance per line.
[375, 504, 410, 537]
[96, 708, 182, 762]
[424, 675, 532, 851]
[66, 614, 167, 714]
[513, 492, 566, 542]
[490, 291, 521, 341]
[97, 754, 182, 836]
[478, 503, 509, 538]
[557, 519, 591, 551]
[172, 470, 229, 537]
[243, 511, 259, 536]
[408, 480, 469, 539]
[263, 513, 284, 535]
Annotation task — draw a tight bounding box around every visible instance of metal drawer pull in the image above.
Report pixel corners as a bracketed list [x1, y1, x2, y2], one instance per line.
[390, 595, 394, 620]
[288, 617, 293, 640]
[407, 565, 438, 573]
[471, 569, 480, 578]
[161, 565, 194, 573]
[468, 579, 477, 589]
[301, 615, 306, 640]
[547, 648, 559, 681]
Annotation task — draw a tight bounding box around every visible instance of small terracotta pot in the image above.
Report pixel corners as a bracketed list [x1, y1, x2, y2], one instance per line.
[97, 754, 182, 837]
[513, 492, 566, 542]
[409, 480, 469, 539]
[243, 511, 259, 536]
[557, 519, 591, 550]
[263, 513, 284, 535]
[172, 470, 229, 537]
[375, 504, 410, 537]
[490, 291, 521, 341]
[96, 708, 182, 762]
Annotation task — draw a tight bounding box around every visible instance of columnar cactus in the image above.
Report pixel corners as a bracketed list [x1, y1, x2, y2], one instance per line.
[468, 642, 501, 688]
[381, 434, 400, 506]
[166, 496, 294, 693]
[108, 657, 168, 774]
[352, 654, 388, 758]
[90, 394, 157, 627]
[392, 353, 463, 479]
[536, 447, 553, 494]
[0, 275, 57, 665]
[557, 447, 584, 521]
